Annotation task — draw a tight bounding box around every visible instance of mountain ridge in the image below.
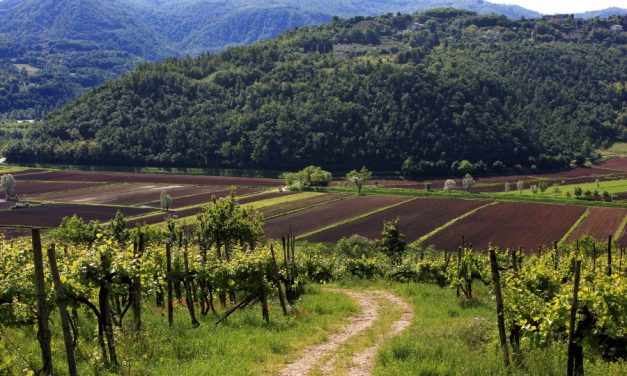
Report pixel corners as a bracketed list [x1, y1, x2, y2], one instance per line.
[0, 0, 625, 120]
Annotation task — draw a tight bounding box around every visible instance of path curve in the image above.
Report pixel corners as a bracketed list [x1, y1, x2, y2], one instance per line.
[346, 291, 414, 376]
[278, 288, 414, 376]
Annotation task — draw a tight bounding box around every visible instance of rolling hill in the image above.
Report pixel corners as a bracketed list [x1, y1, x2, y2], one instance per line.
[3, 9, 625, 173]
[0, 0, 624, 120]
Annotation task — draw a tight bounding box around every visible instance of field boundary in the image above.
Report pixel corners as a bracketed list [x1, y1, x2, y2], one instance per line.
[613, 214, 627, 240]
[559, 207, 591, 245]
[296, 197, 418, 240]
[412, 202, 498, 246]
[264, 194, 352, 220]
[325, 186, 627, 209]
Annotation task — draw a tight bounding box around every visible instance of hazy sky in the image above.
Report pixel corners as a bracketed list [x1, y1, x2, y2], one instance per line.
[489, 0, 627, 14]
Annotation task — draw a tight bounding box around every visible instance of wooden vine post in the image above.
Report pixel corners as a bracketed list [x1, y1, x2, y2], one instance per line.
[32, 229, 53, 375]
[166, 241, 174, 327]
[489, 248, 510, 368]
[606, 234, 612, 277]
[183, 242, 200, 328]
[567, 260, 582, 376]
[47, 244, 78, 376]
[270, 244, 288, 315]
[132, 230, 145, 334]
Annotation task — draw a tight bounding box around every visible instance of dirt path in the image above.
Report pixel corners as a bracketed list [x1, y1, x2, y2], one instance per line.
[278, 288, 413, 376]
[345, 291, 414, 376]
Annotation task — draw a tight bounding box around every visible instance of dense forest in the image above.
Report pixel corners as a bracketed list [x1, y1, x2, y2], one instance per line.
[2, 9, 627, 173]
[1, 0, 624, 120]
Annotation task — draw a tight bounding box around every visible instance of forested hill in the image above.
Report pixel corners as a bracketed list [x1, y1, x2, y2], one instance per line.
[1, 0, 625, 121]
[3, 9, 627, 173]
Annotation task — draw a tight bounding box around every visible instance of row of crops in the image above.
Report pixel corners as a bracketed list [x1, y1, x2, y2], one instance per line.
[0, 194, 625, 375]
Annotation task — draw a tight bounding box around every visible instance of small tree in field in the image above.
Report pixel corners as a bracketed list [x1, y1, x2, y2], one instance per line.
[444, 179, 456, 196]
[346, 166, 372, 194]
[424, 182, 433, 192]
[462, 173, 474, 192]
[1, 174, 16, 199]
[160, 191, 173, 212]
[538, 181, 548, 195]
[380, 218, 406, 263]
[516, 180, 524, 194]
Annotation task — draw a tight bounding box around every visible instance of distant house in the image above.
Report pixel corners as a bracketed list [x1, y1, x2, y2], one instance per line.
[15, 120, 35, 124]
[610, 24, 623, 32]
[408, 22, 425, 31]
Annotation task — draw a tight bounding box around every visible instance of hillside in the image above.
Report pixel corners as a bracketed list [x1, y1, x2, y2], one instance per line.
[1, 0, 623, 120]
[4, 10, 626, 172]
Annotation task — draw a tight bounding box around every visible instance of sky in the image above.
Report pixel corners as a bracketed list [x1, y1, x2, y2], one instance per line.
[489, 0, 627, 14]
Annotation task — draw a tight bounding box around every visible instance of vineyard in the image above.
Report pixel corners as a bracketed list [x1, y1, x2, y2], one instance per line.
[0, 187, 625, 375]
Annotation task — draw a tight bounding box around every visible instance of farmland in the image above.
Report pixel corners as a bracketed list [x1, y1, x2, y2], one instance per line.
[3, 163, 627, 251]
[1, 164, 626, 376]
[305, 198, 489, 244]
[423, 202, 586, 251]
[264, 195, 410, 238]
[566, 207, 627, 243]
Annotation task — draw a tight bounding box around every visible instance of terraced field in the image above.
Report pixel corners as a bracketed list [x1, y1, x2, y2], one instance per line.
[305, 198, 489, 243]
[424, 202, 586, 252]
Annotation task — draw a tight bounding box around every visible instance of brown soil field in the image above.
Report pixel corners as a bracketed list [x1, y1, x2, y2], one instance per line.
[32, 183, 224, 205]
[264, 195, 409, 239]
[1, 181, 105, 199]
[306, 198, 489, 243]
[567, 207, 627, 243]
[134, 188, 263, 225]
[237, 190, 297, 205]
[6, 169, 48, 176]
[143, 189, 232, 209]
[0, 204, 155, 228]
[597, 158, 627, 171]
[110, 185, 227, 206]
[0, 227, 32, 240]
[0, 201, 14, 210]
[16, 170, 282, 187]
[425, 202, 586, 253]
[260, 193, 352, 219]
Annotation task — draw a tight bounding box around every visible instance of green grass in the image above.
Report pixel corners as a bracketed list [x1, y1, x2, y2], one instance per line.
[0, 166, 28, 174]
[0, 285, 358, 376]
[600, 142, 627, 156]
[332, 280, 626, 376]
[324, 186, 627, 209]
[559, 208, 591, 245]
[501, 179, 627, 198]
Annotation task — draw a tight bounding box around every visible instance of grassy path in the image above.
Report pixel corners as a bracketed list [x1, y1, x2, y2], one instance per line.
[279, 287, 414, 376]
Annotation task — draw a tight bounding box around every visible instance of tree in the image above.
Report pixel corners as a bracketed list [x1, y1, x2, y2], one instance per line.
[346, 166, 372, 194]
[1, 174, 16, 199]
[574, 186, 583, 197]
[538, 181, 548, 195]
[462, 173, 475, 192]
[380, 218, 405, 263]
[516, 180, 524, 194]
[282, 166, 332, 188]
[457, 160, 474, 175]
[160, 191, 173, 211]
[424, 182, 433, 191]
[443, 179, 456, 195]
